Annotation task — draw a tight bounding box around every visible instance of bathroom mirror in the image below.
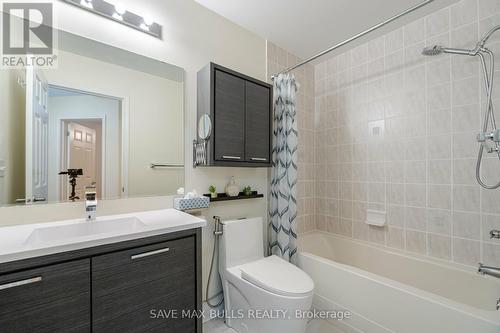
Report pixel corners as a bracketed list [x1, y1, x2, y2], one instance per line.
[0, 26, 185, 206]
[198, 114, 212, 140]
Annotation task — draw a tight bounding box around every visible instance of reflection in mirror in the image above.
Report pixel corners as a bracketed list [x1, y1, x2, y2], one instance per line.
[0, 26, 185, 206]
[198, 114, 212, 140]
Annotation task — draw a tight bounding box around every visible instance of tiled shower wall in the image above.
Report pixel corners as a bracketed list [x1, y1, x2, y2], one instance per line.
[267, 41, 316, 234]
[314, 0, 500, 267]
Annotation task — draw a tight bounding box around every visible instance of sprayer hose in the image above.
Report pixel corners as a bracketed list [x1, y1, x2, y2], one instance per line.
[206, 220, 224, 308]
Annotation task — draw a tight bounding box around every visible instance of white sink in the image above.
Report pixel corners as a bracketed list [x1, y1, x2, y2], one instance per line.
[25, 217, 145, 246]
[0, 209, 206, 264]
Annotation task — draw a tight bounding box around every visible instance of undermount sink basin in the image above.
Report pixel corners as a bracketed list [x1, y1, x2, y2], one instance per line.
[25, 217, 145, 246]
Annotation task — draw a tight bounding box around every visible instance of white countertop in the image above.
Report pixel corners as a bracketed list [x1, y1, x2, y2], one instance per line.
[0, 209, 206, 264]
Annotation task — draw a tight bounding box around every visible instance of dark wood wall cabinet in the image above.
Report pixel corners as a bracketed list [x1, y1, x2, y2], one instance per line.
[197, 62, 272, 167]
[0, 228, 202, 333]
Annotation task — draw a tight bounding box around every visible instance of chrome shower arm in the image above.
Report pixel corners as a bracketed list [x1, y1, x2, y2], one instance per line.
[442, 47, 477, 56]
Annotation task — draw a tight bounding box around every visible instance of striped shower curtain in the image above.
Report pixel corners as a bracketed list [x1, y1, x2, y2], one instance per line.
[269, 73, 299, 264]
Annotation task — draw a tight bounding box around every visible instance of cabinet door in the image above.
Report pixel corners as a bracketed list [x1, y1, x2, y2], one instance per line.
[214, 69, 245, 162]
[0, 259, 90, 333]
[92, 236, 197, 333]
[245, 81, 271, 163]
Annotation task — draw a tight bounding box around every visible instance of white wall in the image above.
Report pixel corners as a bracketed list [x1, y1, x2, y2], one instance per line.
[50, 0, 267, 202]
[0, 0, 268, 301]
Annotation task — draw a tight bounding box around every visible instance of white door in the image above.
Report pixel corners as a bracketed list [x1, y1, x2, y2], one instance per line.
[67, 122, 97, 200]
[25, 67, 48, 204]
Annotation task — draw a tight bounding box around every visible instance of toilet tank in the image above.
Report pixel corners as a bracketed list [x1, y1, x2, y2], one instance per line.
[220, 217, 264, 268]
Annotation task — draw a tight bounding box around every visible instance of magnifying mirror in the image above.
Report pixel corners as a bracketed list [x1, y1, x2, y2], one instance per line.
[198, 114, 212, 140]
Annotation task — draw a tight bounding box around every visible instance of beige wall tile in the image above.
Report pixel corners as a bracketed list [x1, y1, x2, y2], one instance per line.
[428, 234, 452, 260]
[406, 230, 427, 255]
[306, 0, 500, 268]
[453, 238, 480, 266]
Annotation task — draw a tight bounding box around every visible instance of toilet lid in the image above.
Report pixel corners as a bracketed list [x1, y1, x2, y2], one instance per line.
[239, 255, 314, 297]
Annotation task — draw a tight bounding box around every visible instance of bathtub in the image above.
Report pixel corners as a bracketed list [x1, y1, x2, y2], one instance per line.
[297, 231, 500, 333]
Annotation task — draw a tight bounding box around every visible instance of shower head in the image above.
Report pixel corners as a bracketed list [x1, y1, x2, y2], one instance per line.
[422, 45, 477, 57]
[422, 45, 443, 56]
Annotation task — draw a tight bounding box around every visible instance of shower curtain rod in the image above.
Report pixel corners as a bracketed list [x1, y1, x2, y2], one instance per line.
[271, 0, 434, 79]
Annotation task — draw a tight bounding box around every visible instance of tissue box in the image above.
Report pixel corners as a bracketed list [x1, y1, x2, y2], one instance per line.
[174, 197, 210, 211]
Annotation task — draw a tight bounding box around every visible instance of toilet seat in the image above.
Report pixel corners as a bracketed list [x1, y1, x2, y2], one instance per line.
[238, 255, 314, 297]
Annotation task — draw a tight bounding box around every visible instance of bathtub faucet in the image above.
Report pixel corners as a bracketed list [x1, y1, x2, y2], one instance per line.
[490, 229, 500, 239]
[478, 263, 500, 279]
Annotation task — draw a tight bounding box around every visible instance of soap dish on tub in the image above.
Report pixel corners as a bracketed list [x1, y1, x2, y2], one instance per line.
[365, 209, 386, 227]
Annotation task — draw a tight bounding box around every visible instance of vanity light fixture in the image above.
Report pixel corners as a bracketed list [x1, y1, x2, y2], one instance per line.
[61, 0, 162, 39]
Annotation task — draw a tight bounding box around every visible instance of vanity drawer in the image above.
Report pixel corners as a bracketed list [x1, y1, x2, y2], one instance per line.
[0, 259, 90, 333]
[92, 235, 197, 333]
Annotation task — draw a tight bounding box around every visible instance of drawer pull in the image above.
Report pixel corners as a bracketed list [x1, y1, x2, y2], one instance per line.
[131, 247, 170, 260]
[222, 156, 241, 160]
[250, 157, 267, 161]
[0, 276, 42, 291]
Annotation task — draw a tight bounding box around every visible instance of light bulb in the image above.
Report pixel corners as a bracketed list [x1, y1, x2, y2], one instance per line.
[114, 4, 126, 16]
[80, 0, 93, 9]
[143, 16, 153, 26]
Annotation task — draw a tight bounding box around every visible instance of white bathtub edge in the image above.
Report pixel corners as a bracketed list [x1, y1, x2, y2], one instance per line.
[298, 250, 500, 333]
[313, 293, 394, 333]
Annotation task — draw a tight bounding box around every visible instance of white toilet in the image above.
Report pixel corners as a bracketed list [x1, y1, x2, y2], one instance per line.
[219, 217, 314, 333]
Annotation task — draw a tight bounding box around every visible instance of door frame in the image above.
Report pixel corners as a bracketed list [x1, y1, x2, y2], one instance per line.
[49, 84, 129, 199]
[25, 67, 34, 203]
[26, 66, 50, 204]
[60, 117, 106, 200]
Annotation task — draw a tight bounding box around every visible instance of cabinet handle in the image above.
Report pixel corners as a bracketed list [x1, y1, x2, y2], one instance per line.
[222, 156, 241, 160]
[131, 247, 170, 260]
[0, 276, 42, 291]
[250, 157, 267, 161]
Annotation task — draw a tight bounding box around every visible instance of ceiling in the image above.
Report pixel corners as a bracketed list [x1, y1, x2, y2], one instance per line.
[194, 0, 459, 61]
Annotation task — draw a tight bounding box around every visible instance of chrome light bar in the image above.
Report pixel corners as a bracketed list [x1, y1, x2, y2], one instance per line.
[60, 0, 162, 39]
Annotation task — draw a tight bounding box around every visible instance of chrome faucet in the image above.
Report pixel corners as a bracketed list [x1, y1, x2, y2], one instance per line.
[490, 230, 500, 239]
[85, 185, 97, 222]
[481, 231, 500, 311]
[478, 263, 500, 279]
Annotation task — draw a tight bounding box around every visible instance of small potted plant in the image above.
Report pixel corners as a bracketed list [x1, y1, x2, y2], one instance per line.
[208, 185, 217, 199]
[243, 186, 252, 196]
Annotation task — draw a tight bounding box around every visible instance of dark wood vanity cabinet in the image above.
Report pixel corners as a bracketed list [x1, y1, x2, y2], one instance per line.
[244, 80, 271, 163]
[213, 69, 246, 161]
[92, 236, 197, 333]
[0, 228, 202, 333]
[198, 62, 273, 167]
[0, 259, 91, 333]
